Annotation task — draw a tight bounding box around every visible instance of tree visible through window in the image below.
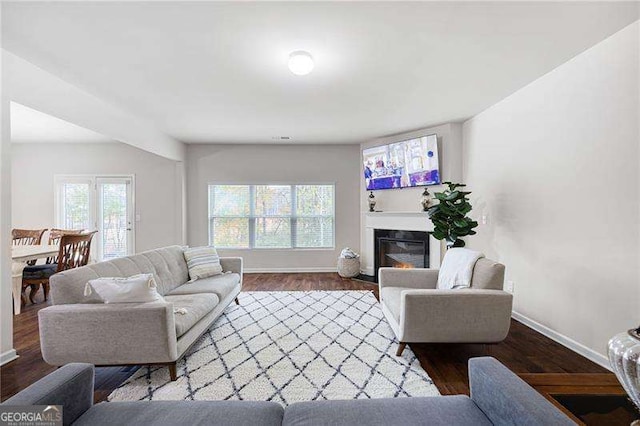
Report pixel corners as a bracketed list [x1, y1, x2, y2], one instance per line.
[61, 183, 91, 229]
[209, 184, 334, 249]
[295, 185, 334, 248]
[101, 183, 128, 260]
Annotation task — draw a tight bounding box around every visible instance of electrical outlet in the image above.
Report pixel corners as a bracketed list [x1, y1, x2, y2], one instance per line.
[481, 214, 488, 225]
[505, 280, 515, 293]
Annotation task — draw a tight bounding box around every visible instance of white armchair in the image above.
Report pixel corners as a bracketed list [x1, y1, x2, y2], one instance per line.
[379, 258, 513, 356]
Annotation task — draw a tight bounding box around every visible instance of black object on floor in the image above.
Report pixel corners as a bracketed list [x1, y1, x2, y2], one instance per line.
[553, 394, 640, 426]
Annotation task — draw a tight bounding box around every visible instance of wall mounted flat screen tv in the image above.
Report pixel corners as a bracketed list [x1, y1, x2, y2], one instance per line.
[363, 134, 439, 190]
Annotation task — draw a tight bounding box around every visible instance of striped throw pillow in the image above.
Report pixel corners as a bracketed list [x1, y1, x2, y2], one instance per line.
[183, 246, 223, 281]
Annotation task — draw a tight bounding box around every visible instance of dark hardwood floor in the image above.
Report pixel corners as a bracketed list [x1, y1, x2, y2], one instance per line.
[1, 272, 608, 403]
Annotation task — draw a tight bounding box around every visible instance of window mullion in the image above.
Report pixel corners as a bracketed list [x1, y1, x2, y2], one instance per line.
[249, 185, 256, 248]
[291, 185, 297, 248]
[209, 186, 215, 246]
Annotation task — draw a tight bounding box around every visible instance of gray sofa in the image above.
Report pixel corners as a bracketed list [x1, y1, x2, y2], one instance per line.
[2, 357, 574, 426]
[38, 246, 242, 380]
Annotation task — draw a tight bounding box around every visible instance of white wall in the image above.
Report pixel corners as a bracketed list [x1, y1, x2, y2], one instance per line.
[359, 122, 463, 271]
[11, 142, 183, 252]
[186, 144, 361, 272]
[462, 21, 640, 366]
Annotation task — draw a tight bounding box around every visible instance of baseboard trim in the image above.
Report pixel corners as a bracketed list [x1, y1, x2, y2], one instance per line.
[511, 311, 611, 371]
[0, 349, 18, 366]
[244, 267, 337, 274]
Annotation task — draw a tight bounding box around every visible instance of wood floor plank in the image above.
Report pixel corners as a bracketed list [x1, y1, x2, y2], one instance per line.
[1, 272, 610, 402]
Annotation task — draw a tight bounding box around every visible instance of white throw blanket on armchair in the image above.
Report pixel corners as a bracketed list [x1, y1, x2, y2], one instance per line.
[436, 248, 485, 290]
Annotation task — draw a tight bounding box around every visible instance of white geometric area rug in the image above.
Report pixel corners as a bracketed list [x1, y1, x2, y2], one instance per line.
[108, 291, 439, 405]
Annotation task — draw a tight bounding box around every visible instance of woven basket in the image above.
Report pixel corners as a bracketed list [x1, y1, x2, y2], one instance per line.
[337, 257, 360, 278]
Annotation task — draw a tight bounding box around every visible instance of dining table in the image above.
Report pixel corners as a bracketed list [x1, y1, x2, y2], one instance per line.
[11, 244, 59, 315]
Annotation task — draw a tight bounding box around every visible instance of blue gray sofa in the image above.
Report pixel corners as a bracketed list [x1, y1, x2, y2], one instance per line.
[2, 357, 574, 425]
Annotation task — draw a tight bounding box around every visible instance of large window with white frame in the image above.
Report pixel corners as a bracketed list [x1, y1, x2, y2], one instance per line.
[208, 184, 335, 249]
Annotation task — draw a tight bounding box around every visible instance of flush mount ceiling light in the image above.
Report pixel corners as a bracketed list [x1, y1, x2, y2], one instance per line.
[288, 51, 314, 76]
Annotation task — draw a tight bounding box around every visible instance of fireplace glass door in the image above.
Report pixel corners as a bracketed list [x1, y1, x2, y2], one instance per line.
[373, 229, 430, 282]
[378, 238, 427, 269]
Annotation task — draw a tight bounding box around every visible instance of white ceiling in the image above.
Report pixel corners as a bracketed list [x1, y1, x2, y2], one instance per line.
[10, 102, 113, 144]
[2, 2, 638, 144]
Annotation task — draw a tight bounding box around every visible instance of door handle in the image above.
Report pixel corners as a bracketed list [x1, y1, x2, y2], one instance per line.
[126, 228, 132, 231]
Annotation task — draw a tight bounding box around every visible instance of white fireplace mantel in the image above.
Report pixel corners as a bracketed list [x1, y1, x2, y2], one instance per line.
[361, 211, 442, 277]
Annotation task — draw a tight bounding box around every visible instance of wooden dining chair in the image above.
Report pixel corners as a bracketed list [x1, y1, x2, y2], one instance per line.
[11, 229, 47, 266]
[20, 228, 82, 304]
[22, 231, 96, 304]
[55, 231, 97, 272]
[48, 228, 84, 245]
[45, 229, 84, 265]
[12, 228, 47, 305]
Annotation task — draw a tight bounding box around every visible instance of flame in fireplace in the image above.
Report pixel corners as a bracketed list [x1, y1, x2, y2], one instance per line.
[395, 262, 415, 269]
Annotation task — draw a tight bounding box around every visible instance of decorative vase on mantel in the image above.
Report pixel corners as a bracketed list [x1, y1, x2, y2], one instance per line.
[420, 188, 432, 212]
[368, 191, 377, 212]
[608, 325, 640, 424]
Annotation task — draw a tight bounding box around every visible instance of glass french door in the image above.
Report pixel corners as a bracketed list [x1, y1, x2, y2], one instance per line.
[55, 175, 135, 261]
[96, 177, 134, 260]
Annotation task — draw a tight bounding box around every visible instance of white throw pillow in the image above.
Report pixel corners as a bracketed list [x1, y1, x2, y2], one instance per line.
[183, 246, 223, 281]
[84, 273, 164, 304]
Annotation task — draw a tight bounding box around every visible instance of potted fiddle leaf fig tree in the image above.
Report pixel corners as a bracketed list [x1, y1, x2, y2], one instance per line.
[427, 182, 478, 248]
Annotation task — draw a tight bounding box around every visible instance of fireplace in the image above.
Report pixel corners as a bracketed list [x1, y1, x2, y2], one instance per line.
[374, 229, 430, 281]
